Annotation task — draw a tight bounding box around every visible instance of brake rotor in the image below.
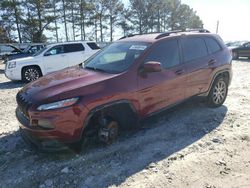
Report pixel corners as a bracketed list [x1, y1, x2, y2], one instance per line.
[98, 120, 119, 145]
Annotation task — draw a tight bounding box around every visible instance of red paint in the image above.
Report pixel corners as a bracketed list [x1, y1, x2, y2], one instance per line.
[16, 32, 232, 148]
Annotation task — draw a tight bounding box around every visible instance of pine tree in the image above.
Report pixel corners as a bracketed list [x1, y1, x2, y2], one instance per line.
[51, 0, 60, 42]
[61, 0, 69, 41]
[118, 8, 134, 36]
[0, 0, 204, 43]
[129, 0, 147, 34]
[21, 0, 56, 42]
[106, 0, 124, 41]
[0, 0, 23, 43]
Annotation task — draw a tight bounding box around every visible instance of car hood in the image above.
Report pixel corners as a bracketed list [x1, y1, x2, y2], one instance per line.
[20, 66, 119, 103]
[12, 56, 35, 62]
[10, 56, 41, 66]
[8, 53, 31, 60]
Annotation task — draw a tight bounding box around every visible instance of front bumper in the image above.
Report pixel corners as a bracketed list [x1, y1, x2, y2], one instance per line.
[16, 105, 89, 151]
[19, 127, 69, 152]
[5, 67, 22, 81]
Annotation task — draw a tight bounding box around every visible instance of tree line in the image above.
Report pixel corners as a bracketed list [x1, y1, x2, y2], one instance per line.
[0, 0, 203, 43]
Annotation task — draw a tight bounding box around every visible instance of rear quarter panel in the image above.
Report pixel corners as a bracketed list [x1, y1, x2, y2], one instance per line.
[204, 47, 232, 93]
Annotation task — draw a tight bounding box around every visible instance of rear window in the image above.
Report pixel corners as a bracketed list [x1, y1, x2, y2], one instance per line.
[182, 37, 208, 62]
[64, 43, 85, 53]
[205, 38, 222, 54]
[87, 42, 100, 50]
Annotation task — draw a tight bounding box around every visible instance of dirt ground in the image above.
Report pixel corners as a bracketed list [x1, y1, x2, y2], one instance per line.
[0, 60, 249, 188]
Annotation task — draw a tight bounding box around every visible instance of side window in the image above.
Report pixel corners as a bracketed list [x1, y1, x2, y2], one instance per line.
[205, 38, 222, 54]
[38, 45, 45, 51]
[87, 42, 100, 50]
[145, 39, 180, 69]
[30, 46, 38, 53]
[182, 37, 208, 62]
[64, 43, 85, 53]
[45, 45, 64, 56]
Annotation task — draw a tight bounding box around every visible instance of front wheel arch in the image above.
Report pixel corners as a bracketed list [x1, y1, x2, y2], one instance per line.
[21, 65, 43, 82]
[82, 101, 139, 138]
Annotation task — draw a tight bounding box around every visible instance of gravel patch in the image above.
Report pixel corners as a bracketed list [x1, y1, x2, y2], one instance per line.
[0, 60, 249, 188]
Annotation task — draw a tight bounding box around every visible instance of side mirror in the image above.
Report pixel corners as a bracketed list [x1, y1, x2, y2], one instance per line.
[143, 61, 162, 73]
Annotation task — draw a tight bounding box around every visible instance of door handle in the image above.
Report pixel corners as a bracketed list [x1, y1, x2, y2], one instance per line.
[175, 69, 184, 75]
[208, 59, 216, 66]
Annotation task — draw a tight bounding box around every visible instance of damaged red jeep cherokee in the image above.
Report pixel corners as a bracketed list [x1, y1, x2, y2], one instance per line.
[16, 30, 232, 151]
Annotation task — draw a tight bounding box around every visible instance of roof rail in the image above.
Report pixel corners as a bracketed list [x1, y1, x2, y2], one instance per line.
[119, 29, 210, 40]
[119, 32, 161, 40]
[155, 30, 183, 39]
[185, 29, 210, 33]
[119, 34, 137, 40]
[155, 28, 210, 39]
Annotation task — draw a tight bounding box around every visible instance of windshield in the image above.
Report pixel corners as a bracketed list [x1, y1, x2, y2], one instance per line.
[23, 46, 31, 53]
[84, 42, 150, 74]
[33, 46, 49, 56]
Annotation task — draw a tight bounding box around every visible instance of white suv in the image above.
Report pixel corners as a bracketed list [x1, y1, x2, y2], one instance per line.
[5, 41, 100, 82]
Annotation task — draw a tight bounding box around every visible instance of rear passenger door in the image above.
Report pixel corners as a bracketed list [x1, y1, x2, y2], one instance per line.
[138, 39, 187, 115]
[64, 43, 85, 67]
[181, 36, 212, 97]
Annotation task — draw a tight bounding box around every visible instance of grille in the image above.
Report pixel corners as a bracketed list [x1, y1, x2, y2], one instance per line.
[16, 92, 32, 117]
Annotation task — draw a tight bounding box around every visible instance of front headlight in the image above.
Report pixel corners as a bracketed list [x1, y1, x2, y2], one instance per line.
[8, 61, 16, 69]
[37, 98, 79, 111]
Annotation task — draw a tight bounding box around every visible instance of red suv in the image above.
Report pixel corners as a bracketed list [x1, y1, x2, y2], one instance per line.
[16, 30, 232, 151]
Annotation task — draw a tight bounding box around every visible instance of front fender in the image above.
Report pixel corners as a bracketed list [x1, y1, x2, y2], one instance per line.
[19, 61, 44, 75]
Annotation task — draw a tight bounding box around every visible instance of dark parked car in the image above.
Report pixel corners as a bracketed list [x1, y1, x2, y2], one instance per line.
[4, 44, 45, 62]
[16, 29, 232, 151]
[225, 41, 246, 48]
[0, 44, 22, 61]
[231, 42, 250, 60]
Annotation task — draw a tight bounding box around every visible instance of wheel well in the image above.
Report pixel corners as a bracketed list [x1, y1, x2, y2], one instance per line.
[215, 71, 230, 84]
[83, 102, 139, 136]
[21, 65, 43, 77]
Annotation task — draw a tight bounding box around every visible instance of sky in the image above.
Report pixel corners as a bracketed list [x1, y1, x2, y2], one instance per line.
[45, 0, 250, 43]
[123, 0, 250, 42]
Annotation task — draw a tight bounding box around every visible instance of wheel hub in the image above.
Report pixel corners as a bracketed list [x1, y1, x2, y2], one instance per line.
[213, 80, 226, 104]
[25, 68, 39, 81]
[98, 120, 118, 145]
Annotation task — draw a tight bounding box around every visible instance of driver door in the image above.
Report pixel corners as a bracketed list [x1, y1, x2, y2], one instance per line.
[43, 45, 69, 74]
[137, 39, 187, 116]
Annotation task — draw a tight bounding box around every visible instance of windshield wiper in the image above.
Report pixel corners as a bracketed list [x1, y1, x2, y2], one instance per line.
[85, 66, 107, 73]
